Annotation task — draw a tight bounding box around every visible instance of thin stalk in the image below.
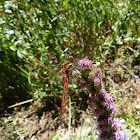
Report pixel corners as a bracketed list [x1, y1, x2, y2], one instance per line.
[68, 97, 71, 140]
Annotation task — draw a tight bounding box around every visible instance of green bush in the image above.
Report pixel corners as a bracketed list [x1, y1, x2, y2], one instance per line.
[0, 0, 139, 111]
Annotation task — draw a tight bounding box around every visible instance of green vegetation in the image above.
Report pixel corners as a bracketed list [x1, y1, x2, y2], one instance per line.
[0, 0, 139, 139]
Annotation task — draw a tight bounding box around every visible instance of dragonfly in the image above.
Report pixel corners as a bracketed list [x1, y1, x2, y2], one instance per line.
[61, 56, 74, 114]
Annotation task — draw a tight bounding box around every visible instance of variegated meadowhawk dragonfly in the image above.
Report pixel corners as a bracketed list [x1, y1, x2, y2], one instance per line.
[61, 56, 74, 114]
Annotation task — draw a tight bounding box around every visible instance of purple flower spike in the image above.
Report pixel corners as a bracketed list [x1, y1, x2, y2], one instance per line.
[73, 58, 128, 140]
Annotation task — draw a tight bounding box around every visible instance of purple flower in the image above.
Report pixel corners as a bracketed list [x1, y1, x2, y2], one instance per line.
[112, 119, 122, 131]
[94, 67, 102, 74]
[94, 77, 101, 86]
[101, 100, 110, 107]
[100, 88, 107, 95]
[101, 94, 114, 107]
[89, 71, 96, 79]
[98, 73, 103, 79]
[89, 92, 98, 101]
[104, 93, 113, 102]
[108, 103, 117, 114]
[72, 69, 78, 76]
[113, 130, 127, 140]
[78, 58, 92, 70]
[73, 58, 127, 140]
[107, 116, 113, 124]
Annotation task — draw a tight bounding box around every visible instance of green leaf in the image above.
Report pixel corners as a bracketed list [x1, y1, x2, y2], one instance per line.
[8, 99, 34, 108]
[17, 50, 23, 58]
[16, 64, 30, 78]
[10, 46, 16, 51]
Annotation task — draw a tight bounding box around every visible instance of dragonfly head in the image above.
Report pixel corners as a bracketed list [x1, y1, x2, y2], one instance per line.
[61, 56, 74, 74]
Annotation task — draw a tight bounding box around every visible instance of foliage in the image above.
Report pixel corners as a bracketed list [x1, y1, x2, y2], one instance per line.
[0, 0, 139, 139]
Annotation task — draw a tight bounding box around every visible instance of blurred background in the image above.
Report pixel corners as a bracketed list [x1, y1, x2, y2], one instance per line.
[0, 0, 139, 139]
